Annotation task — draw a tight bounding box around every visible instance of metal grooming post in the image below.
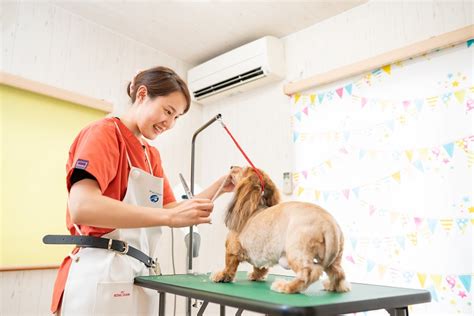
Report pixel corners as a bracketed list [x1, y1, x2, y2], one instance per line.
[186, 113, 222, 316]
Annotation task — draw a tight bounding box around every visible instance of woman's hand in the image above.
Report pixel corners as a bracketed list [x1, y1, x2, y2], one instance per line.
[167, 198, 214, 227]
[219, 173, 236, 193]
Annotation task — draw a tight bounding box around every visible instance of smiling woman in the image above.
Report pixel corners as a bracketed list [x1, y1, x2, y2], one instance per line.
[43, 65, 234, 315]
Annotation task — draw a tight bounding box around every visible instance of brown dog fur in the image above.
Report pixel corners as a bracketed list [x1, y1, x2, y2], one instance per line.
[210, 166, 350, 294]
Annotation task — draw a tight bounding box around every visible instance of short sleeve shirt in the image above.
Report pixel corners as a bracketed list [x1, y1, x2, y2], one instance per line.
[51, 117, 175, 313]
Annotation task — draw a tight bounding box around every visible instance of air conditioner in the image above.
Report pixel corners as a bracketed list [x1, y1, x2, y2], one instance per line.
[187, 36, 285, 104]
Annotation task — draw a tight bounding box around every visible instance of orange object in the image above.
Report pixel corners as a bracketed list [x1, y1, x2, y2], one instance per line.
[51, 117, 175, 313]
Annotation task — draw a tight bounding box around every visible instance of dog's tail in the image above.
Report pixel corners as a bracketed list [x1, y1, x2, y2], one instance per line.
[321, 225, 341, 268]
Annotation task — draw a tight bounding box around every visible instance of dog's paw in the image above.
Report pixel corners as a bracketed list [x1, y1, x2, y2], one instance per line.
[210, 271, 234, 283]
[323, 279, 351, 292]
[322, 279, 335, 291]
[247, 271, 267, 281]
[270, 279, 299, 294]
[336, 280, 351, 292]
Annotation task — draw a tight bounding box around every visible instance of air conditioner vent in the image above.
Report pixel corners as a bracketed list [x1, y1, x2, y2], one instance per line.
[193, 67, 265, 100]
[187, 36, 285, 104]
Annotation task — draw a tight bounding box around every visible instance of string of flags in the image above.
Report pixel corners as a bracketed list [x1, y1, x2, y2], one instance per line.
[292, 85, 473, 116]
[291, 135, 474, 183]
[343, 252, 472, 302]
[292, 40, 473, 314]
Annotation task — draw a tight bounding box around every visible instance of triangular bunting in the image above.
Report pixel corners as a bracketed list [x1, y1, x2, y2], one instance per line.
[302, 170, 308, 179]
[296, 187, 304, 196]
[293, 132, 299, 142]
[302, 107, 309, 116]
[336, 87, 344, 98]
[430, 274, 442, 290]
[381, 65, 391, 75]
[345, 84, 353, 95]
[456, 218, 469, 233]
[350, 237, 358, 249]
[323, 192, 330, 201]
[414, 217, 423, 230]
[361, 97, 368, 108]
[366, 259, 375, 272]
[427, 218, 437, 233]
[342, 189, 350, 199]
[407, 232, 417, 246]
[294, 93, 301, 104]
[386, 120, 395, 131]
[468, 39, 474, 48]
[459, 275, 471, 292]
[415, 99, 424, 112]
[428, 285, 438, 302]
[343, 131, 350, 142]
[418, 148, 429, 160]
[426, 96, 438, 107]
[454, 90, 466, 103]
[352, 187, 360, 198]
[417, 273, 427, 288]
[396, 236, 405, 249]
[314, 190, 320, 201]
[318, 93, 325, 104]
[405, 150, 413, 162]
[403, 100, 410, 109]
[310, 94, 316, 104]
[391, 171, 401, 183]
[345, 255, 355, 264]
[441, 92, 452, 104]
[439, 219, 453, 232]
[413, 160, 424, 172]
[443, 142, 455, 157]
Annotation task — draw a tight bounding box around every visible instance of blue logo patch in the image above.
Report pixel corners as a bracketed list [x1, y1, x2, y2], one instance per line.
[75, 159, 89, 170]
[150, 194, 160, 203]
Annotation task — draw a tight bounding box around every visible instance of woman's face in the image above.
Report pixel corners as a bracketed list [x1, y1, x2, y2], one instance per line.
[136, 90, 187, 140]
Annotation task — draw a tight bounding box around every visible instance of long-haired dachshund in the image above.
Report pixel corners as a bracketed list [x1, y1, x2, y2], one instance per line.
[211, 166, 350, 294]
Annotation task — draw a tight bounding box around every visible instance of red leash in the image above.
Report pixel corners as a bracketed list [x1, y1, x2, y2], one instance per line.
[219, 119, 265, 194]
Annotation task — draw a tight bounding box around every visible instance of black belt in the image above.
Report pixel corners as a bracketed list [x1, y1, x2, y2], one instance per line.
[42, 235, 156, 268]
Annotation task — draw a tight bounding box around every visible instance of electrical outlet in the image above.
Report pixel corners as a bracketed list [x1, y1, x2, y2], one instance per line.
[282, 172, 293, 195]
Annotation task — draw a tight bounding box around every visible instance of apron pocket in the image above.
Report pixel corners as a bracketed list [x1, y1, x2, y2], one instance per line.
[93, 282, 134, 316]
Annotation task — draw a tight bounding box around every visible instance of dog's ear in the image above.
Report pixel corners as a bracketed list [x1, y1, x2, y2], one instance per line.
[260, 169, 281, 207]
[225, 171, 262, 232]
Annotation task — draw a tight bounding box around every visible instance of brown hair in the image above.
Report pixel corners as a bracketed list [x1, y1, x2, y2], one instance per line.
[225, 167, 281, 232]
[127, 66, 191, 113]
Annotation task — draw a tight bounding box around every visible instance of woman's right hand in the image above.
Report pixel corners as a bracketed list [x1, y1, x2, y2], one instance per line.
[167, 198, 214, 227]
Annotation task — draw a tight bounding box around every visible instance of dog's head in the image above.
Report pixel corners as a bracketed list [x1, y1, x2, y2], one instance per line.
[225, 166, 281, 232]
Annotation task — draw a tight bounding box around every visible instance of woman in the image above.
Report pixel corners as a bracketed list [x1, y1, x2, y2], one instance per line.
[50, 66, 233, 315]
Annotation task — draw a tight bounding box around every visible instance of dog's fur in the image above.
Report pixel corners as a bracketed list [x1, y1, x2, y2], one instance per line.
[210, 166, 350, 294]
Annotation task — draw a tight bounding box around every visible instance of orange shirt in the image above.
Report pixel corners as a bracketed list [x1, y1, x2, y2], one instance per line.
[51, 117, 175, 313]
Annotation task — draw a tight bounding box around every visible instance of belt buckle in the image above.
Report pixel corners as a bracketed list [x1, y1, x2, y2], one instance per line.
[107, 239, 129, 254]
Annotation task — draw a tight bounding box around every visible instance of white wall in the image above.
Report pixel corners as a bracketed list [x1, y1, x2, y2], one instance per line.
[1, 0, 472, 315]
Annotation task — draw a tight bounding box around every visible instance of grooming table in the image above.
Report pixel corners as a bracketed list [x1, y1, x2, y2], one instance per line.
[134, 272, 430, 315]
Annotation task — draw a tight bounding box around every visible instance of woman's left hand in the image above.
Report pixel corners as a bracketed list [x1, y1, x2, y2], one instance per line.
[219, 174, 235, 193]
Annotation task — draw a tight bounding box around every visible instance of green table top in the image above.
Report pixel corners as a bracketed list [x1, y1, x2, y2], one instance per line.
[135, 272, 431, 315]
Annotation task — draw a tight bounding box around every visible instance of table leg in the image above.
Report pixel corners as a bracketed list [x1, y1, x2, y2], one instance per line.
[235, 308, 244, 316]
[386, 307, 409, 316]
[220, 304, 226, 316]
[158, 292, 166, 316]
[197, 301, 209, 316]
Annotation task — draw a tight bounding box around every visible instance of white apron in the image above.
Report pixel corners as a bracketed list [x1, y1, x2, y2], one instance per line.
[60, 124, 164, 316]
